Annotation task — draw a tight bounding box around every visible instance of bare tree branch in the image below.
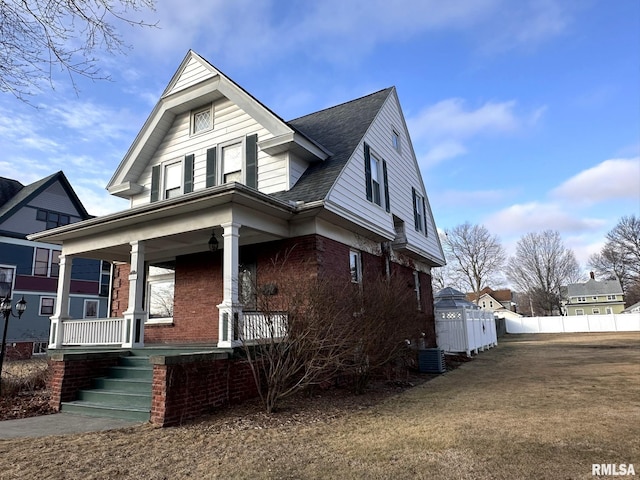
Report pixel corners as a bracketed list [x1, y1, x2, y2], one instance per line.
[0, 0, 156, 101]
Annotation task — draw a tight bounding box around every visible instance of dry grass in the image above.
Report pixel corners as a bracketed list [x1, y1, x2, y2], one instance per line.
[0, 332, 638, 479]
[0, 358, 49, 397]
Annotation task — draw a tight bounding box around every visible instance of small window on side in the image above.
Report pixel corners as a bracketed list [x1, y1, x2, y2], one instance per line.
[39, 297, 55, 316]
[392, 129, 400, 152]
[349, 250, 362, 284]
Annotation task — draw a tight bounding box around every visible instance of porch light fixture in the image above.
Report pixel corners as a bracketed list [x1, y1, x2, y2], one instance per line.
[0, 295, 27, 396]
[208, 230, 219, 252]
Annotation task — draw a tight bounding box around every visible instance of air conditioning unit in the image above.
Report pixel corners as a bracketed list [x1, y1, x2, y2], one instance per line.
[418, 348, 446, 374]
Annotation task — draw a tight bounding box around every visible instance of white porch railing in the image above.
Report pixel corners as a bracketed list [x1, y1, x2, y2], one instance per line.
[62, 317, 125, 346]
[241, 312, 287, 344]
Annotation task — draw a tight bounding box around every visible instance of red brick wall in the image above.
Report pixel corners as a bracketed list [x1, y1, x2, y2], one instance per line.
[145, 251, 223, 344]
[48, 353, 121, 409]
[110, 263, 130, 317]
[108, 234, 438, 347]
[150, 355, 258, 426]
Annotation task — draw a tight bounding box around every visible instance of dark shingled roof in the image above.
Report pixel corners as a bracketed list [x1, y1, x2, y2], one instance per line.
[0, 177, 24, 208]
[273, 87, 394, 204]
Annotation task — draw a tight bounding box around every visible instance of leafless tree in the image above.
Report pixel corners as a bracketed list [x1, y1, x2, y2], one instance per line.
[589, 214, 640, 305]
[508, 230, 582, 316]
[240, 249, 425, 412]
[443, 222, 506, 302]
[0, 0, 156, 100]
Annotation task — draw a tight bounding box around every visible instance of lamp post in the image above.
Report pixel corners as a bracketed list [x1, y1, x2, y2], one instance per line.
[0, 295, 27, 396]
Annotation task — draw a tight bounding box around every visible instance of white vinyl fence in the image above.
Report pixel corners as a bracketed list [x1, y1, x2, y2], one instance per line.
[506, 313, 640, 334]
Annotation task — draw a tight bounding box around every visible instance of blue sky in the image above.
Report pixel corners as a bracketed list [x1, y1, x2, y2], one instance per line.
[0, 0, 638, 274]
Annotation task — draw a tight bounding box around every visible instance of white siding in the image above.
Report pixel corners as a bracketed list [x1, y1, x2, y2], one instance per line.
[130, 96, 290, 207]
[288, 153, 309, 190]
[327, 93, 444, 264]
[166, 57, 216, 96]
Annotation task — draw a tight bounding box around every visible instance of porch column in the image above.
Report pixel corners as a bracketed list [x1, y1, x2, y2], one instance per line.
[217, 222, 242, 348]
[122, 240, 146, 348]
[49, 254, 74, 349]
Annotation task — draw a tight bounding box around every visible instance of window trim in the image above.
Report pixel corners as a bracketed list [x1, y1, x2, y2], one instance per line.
[220, 138, 245, 185]
[39, 297, 55, 316]
[162, 159, 184, 200]
[34, 247, 50, 276]
[575, 308, 584, 315]
[577, 296, 586, 302]
[592, 308, 600, 315]
[191, 104, 214, 136]
[606, 295, 616, 301]
[605, 307, 613, 314]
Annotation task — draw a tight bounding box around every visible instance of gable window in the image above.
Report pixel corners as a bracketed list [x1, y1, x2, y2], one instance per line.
[36, 209, 70, 229]
[0, 266, 16, 298]
[363, 143, 390, 212]
[606, 295, 616, 301]
[412, 188, 428, 235]
[146, 261, 175, 324]
[391, 129, 401, 152]
[192, 105, 213, 135]
[577, 296, 586, 302]
[349, 250, 362, 284]
[39, 297, 55, 316]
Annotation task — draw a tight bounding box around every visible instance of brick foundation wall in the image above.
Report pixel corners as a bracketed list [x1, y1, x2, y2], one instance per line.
[48, 352, 121, 410]
[150, 353, 258, 426]
[4, 342, 35, 360]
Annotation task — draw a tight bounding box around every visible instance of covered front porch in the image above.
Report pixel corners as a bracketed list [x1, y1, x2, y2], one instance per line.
[32, 184, 296, 351]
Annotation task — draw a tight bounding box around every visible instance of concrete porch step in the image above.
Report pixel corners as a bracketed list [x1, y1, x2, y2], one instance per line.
[62, 355, 153, 422]
[60, 401, 150, 422]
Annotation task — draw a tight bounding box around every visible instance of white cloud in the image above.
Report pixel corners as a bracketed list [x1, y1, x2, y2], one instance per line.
[552, 158, 640, 204]
[409, 98, 545, 167]
[484, 202, 606, 236]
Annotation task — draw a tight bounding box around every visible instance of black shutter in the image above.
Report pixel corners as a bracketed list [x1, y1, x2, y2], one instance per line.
[245, 133, 258, 189]
[422, 196, 428, 237]
[412, 187, 419, 231]
[364, 143, 372, 201]
[150, 165, 160, 202]
[184, 154, 194, 193]
[206, 148, 217, 188]
[382, 160, 390, 213]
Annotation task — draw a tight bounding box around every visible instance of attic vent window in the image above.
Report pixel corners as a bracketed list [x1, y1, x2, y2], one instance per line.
[192, 106, 213, 134]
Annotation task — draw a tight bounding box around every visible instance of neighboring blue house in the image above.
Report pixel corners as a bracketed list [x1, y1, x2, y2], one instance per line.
[0, 172, 110, 359]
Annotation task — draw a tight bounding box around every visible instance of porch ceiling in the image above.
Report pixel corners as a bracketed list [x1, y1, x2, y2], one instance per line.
[29, 184, 295, 262]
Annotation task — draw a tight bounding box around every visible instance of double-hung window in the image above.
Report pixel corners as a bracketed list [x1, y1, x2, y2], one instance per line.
[39, 297, 55, 316]
[222, 141, 243, 183]
[0, 265, 15, 299]
[412, 188, 428, 235]
[34, 248, 60, 277]
[363, 143, 390, 212]
[164, 161, 182, 199]
[150, 154, 195, 202]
